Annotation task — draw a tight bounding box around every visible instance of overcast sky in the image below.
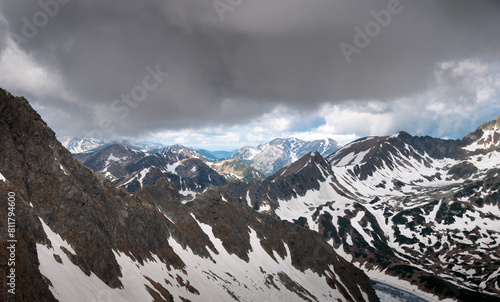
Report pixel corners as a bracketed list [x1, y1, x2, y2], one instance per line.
[1, 0, 500, 150]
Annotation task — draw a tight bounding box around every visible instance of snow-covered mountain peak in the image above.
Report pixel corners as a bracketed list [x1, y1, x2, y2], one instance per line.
[232, 137, 343, 176]
[58, 136, 109, 153]
[463, 117, 500, 153]
[221, 115, 500, 300]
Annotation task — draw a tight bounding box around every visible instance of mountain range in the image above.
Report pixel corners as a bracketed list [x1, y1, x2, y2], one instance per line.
[74, 143, 229, 200]
[0, 88, 377, 301]
[215, 120, 500, 301]
[58, 136, 165, 154]
[62, 136, 343, 177]
[67, 137, 342, 200]
[2, 87, 500, 301]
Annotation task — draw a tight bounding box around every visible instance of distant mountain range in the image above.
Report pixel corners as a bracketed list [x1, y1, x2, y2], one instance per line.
[58, 136, 109, 153]
[231, 137, 344, 176]
[72, 137, 342, 200]
[58, 136, 165, 154]
[63, 136, 343, 177]
[64, 137, 343, 200]
[74, 143, 229, 200]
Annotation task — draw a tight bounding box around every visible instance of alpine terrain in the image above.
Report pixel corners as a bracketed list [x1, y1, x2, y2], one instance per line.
[59, 136, 164, 154]
[218, 118, 500, 301]
[58, 136, 109, 154]
[0, 88, 378, 301]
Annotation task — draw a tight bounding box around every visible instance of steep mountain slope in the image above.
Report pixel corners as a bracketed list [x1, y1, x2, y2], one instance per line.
[0, 88, 378, 302]
[217, 119, 500, 301]
[232, 137, 343, 176]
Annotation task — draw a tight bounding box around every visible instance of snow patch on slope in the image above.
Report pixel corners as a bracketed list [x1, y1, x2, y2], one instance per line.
[105, 153, 127, 167]
[275, 176, 350, 232]
[36, 214, 351, 302]
[183, 215, 349, 302]
[464, 128, 500, 152]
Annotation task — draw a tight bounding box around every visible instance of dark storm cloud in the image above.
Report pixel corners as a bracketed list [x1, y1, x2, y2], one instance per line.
[1, 0, 500, 137]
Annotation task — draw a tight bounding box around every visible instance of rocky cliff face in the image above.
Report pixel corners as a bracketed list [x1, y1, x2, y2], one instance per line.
[0, 88, 378, 301]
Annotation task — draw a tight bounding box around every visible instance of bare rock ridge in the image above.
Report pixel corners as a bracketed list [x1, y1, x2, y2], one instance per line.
[0, 88, 378, 301]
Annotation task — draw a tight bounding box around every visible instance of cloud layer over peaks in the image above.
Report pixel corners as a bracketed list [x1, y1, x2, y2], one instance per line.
[0, 0, 500, 147]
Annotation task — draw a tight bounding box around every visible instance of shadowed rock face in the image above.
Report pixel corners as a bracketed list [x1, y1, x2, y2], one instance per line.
[0, 89, 184, 298]
[0, 87, 379, 301]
